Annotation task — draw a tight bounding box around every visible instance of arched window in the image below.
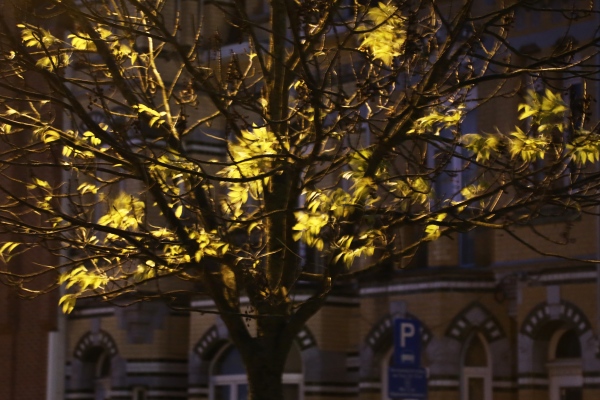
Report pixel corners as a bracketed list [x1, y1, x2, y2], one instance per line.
[548, 329, 582, 400]
[461, 333, 492, 400]
[209, 344, 303, 400]
[81, 346, 112, 400]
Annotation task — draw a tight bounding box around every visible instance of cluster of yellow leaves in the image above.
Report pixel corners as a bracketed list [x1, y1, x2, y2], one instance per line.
[58, 266, 110, 313]
[97, 193, 145, 235]
[567, 130, 600, 164]
[424, 213, 447, 241]
[460, 183, 488, 201]
[26, 177, 53, 211]
[292, 211, 329, 251]
[461, 133, 501, 163]
[292, 187, 357, 251]
[333, 230, 384, 268]
[18, 24, 70, 71]
[518, 89, 567, 133]
[18, 23, 58, 48]
[408, 107, 465, 135]
[509, 127, 549, 162]
[188, 228, 230, 262]
[219, 125, 286, 217]
[134, 104, 167, 127]
[359, 2, 406, 66]
[388, 177, 432, 210]
[70, 25, 135, 60]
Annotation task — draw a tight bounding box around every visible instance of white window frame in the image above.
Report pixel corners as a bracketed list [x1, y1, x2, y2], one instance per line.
[460, 333, 492, 400]
[547, 328, 583, 400]
[209, 344, 304, 400]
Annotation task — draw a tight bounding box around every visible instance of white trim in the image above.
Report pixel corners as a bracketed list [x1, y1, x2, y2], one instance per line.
[72, 307, 115, 317]
[304, 384, 358, 394]
[518, 377, 549, 386]
[361, 280, 495, 296]
[126, 361, 188, 374]
[539, 271, 596, 283]
[188, 387, 210, 395]
[359, 382, 382, 390]
[147, 390, 188, 397]
[192, 294, 358, 309]
[65, 394, 94, 400]
[492, 380, 517, 389]
[107, 390, 131, 397]
[583, 376, 600, 384]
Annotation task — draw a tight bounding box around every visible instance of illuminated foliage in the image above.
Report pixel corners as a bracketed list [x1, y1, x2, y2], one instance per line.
[1, 1, 599, 398]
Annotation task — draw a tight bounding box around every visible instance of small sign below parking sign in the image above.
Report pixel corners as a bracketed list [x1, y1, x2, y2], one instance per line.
[388, 367, 428, 399]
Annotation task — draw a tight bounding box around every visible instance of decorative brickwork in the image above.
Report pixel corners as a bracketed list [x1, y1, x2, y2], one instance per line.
[521, 301, 592, 338]
[445, 302, 506, 343]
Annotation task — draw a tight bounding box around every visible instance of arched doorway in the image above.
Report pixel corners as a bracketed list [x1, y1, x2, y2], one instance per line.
[461, 332, 492, 400]
[548, 328, 582, 400]
[209, 344, 303, 400]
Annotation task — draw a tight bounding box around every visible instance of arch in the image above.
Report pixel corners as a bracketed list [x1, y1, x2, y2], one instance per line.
[189, 323, 316, 391]
[440, 302, 512, 384]
[194, 324, 317, 360]
[359, 313, 432, 383]
[365, 313, 432, 353]
[68, 330, 125, 395]
[517, 300, 597, 392]
[73, 330, 119, 360]
[521, 301, 592, 339]
[445, 302, 505, 343]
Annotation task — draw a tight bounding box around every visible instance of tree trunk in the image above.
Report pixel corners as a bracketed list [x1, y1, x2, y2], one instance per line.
[243, 336, 288, 400]
[246, 360, 285, 400]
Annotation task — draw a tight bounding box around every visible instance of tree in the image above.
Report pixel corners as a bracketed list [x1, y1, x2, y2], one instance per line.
[1, 0, 600, 398]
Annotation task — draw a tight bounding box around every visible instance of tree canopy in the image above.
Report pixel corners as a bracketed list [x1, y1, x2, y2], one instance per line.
[1, 0, 600, 398]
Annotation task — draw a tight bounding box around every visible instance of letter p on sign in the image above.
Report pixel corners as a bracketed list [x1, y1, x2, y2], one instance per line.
[393, 318, 421, 368]
[399, 322, 415, 347]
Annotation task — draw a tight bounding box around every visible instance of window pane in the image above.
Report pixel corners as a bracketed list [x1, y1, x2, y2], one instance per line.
[214, 347, 246, 375]
[468, 377, 484, 400]
[560, 387, 582, 400]
[215, 385, 231, 400]
[237, 384, 248, 400]
[556, 330, 581, 359]
[283, 384, 299, 400]
[464, 335, 487, 367]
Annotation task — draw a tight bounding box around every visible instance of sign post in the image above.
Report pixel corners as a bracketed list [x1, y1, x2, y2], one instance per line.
[389, 319, 427, 400]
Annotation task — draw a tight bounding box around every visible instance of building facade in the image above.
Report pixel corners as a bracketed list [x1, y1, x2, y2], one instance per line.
[2, 1, 600, 400]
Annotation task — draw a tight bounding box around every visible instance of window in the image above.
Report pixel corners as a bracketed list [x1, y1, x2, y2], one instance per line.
[548, 329, 583, 400]
[461, 333, 491, 400]
[132, 386, 147, 400]
[210, 344, 303, 400]
[81, 346, 112, 400]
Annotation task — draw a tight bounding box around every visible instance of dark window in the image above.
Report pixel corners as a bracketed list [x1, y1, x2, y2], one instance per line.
[464, 334, 487, 367]
[555, 329, 581, 359]
[560, 387, 582, 400]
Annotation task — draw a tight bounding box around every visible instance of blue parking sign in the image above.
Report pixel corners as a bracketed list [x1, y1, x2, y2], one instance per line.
[393, 319, 421, 368]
